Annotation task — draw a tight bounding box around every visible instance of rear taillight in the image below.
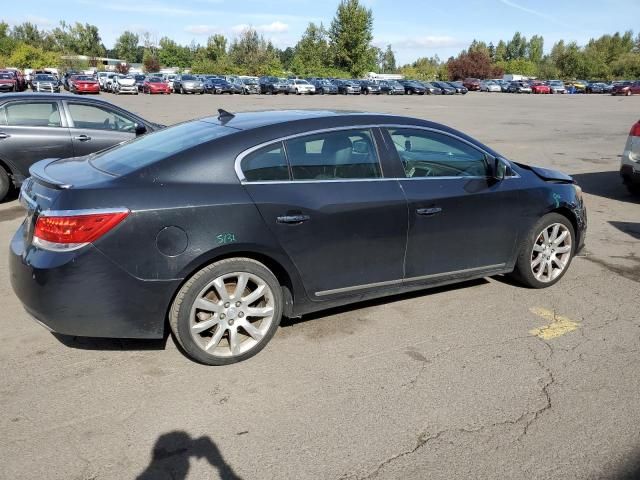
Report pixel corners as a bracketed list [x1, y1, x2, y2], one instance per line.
[630, 121, 640, 137]
[33, 209, 129, 251]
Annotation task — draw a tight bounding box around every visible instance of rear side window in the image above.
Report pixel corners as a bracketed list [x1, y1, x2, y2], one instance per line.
[90, 121, 234, 175]
[1, 102, 61, 127]
[285, 129, 381, 180]
[241, 144, 289, 181]
[68, 103, 136, 132]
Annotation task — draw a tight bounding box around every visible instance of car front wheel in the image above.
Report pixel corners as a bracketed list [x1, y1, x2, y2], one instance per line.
[512, 213, 575, 288]
[0, 166, 11, 202]
[170, 258, 283, 365]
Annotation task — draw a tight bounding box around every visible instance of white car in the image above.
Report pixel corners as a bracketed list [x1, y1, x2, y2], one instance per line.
[548, 80, 566, 94]
[621, 119, 640, 194]
[480, 80, 501, 92]
[163, 73, 177, 91]
[287, 79, 315, 95]
[112, 74, 138, 95]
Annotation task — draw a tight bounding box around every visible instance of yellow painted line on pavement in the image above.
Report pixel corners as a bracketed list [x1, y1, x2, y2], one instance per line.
[529, 307, 580, 340]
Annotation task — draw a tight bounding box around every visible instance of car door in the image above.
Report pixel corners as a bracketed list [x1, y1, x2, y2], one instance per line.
[239, 127, 408, 298]
[0, 99, 73, 179]
[63, 101, 138, 156]
[380, 126, 526, 283]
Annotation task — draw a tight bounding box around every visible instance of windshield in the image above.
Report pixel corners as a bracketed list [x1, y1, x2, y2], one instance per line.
[148, 77, 162, 83]
[73, 76, 93, 81]
[182, 75, 196, 81]
[90, 121, 235, 176]
[34, 75, 55, 81]
[0, 73, 13, 79]
[135, 75, 145, 81]
[243, 79, 257, 85]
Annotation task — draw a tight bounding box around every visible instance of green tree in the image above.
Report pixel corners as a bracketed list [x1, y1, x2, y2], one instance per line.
[291, 22, 329, 76]
[9, 43, 59, 69]
[114, 31, 139, 63]
[399, 56, 440, 80]
[228, 28, 282, 76]
[505, 32, 527, 60]
[50, 21, 104, 57]
[328, 0, 377, 76]
[11, 22, 47, 48]
[527, 35, 544, 63]
[158, 37, 192, 68]
[380, 44, 396, 73]
[494, 40, 507, 62]
[496, 58, 537, 76]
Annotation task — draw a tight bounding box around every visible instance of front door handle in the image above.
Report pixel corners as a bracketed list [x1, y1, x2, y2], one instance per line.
[0, 132, 10, 139]
[277, 214, 310, 224]
[416, 207, 442, 216]
[73, 135, 92, 142]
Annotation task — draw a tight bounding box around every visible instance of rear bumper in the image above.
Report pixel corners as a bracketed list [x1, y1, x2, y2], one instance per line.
[9, 223, 180, 339]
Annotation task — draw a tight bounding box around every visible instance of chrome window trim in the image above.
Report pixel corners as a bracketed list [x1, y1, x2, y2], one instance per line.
[235, 124, 519, 183]
[315, 263, 506, 297]
[39, 207, 130, 217]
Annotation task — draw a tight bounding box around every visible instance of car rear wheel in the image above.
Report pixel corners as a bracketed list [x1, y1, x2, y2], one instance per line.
[0, 166, 11, 202]
[170, 258, 283, 365]
[511, 213, 575, 288]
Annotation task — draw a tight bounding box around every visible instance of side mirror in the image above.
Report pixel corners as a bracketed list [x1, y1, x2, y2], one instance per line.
[492, 156, 511, 180]
[134, 123, 147, 136]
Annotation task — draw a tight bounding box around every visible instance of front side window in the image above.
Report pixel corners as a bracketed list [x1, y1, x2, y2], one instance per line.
[1, 101, 61, 127]
[386, 128, 490, 178]
[241, 143, 289, 182]
[68, 103, 136, 132]
[286, 129, 381, 180]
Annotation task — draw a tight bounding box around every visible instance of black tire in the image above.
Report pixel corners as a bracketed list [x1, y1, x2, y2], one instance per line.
[169, 258, 283, 365]
[511, 213, 576, 289]
[0, 166, 10, 202]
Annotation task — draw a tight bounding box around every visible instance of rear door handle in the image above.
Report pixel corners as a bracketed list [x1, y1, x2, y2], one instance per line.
[0, 132, 10, 139]
[416, 207, 442, 216]
[277, 214, 310, 224]
[73, 135, 91, 142]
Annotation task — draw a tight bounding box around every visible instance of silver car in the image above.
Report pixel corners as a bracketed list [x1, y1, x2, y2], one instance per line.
[549, 80, 566, 94]
[31, 74, 60, 93]
[286, 79, 315, 95]
[480, 80, 501, 92]
[174, 75, 204, 94]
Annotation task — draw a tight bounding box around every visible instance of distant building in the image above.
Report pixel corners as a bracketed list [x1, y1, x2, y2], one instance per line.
[366, 72, 404, 80]
[61, 55, 126, 71]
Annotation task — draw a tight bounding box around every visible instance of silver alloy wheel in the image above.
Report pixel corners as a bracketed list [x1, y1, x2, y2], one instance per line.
[530, 223, 572, 283]
[189, 272, 275, 357]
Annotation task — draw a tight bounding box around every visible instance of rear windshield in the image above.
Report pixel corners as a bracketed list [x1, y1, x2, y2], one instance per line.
[90, 121, 235, 175]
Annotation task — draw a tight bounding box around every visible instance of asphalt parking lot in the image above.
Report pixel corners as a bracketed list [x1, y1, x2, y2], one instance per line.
[1, 92, 639, 480]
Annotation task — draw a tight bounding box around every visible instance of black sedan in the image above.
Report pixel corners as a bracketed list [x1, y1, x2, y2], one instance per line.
[334, 80, 361, 95]
[431, 81, 457, 95]
[357, 80, 381, 95]
[420, 82, 443, 95]
[0, 93, 160, 201]
[204, 78, 236, 94]
[378, 80, 405, 95]
[447, 81, 468, 94]
[310, 79, 338, 95]
[398, 80, 426, 95]
[10, 110, 586, 365]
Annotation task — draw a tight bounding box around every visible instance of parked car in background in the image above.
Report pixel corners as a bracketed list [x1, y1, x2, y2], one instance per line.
[143, 76, 171, 94]
[357, 80, 381, 95]
[112, 75, 138, 95]
[0, 93, 161, 201]
[480, 80, 501, 92]
[259, 76, 289, 95]
[310, 79, 338, 95]
[431, 81, 456, 95]
[286, 79, 315, 95]
[620, 119, 640, 194]
[531, 82, 551, 94]
[173, 75, 204, 94]
[61, 71, 81, 91]
[585, 82, 605, 94]
[69, 75, 100, 95]
[612, 81, 640, 96]
[0, 71, 20, 92]
[447, 81, 468, 94]
[548, 80, 566, 94]
[30, 74, 60, 93]
[97, 72, 109, 90]
[398, 80, 426, 95]
[507, 81, 532, 94]
[378, 80, 404, 95]
[204, 78, 235, 95]
[1, 69, 27, 91]
[335, 79, 362, 95]
[566, 80, 587, 93]
[462, 78, 481, 91]
[239, 78, 260, 94]
[420, 82, 442, 95]
[603, 83, 615, 94]
[162, 73, 177, 91]
[8, 110, 586, 365]
[134, 74, 146, 92]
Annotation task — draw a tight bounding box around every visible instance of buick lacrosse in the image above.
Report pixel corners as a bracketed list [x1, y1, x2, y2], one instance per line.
[10, 110, 586, 365]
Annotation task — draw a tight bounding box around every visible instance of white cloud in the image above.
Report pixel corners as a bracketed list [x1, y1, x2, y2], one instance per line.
[384, 35, 465, 49]
[185, 25, 221, 35]
[231, 21, 289, 34]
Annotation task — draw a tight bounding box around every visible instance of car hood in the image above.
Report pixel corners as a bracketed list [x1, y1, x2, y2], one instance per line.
[119, 79, 136, 86]
[524, 165, 574, 183]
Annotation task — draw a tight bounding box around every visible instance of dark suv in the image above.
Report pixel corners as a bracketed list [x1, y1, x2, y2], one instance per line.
[259, 77, 288, 95]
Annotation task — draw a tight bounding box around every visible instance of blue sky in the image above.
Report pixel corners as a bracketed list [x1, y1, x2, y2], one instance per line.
[4, 0, 639, 64]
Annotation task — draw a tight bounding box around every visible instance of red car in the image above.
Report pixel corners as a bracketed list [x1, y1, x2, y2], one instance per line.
[0, 71, 18, 92]
[69, 75, 100, 94]
[612, 81, 640, 96]
[143, 77, 171, 94]
[531, 82, 551, 94]
[462, 78, 481, 91]
[0, 68, 26, 91]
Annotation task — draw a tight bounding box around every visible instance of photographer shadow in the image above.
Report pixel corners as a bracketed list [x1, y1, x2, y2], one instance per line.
[137, 431, 242, 480]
